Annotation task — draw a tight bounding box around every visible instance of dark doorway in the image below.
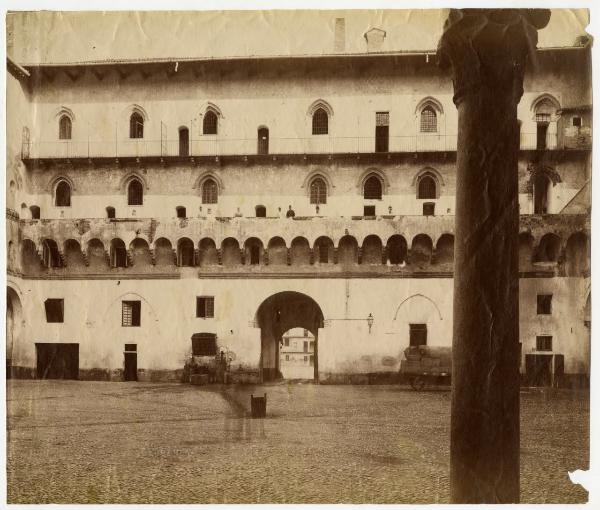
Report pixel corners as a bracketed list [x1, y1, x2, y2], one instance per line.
[35, 343, 79, 379]
[124, 344, 137, 381]
[533, 174, 550, 214]
[258, 127, 269, 155]
[375, 112, 389, 153]
[179, 127, 189, 156]
[536, 123, 548, 150]
[255, 291, 324, 383]
[525, 354, 552, 386]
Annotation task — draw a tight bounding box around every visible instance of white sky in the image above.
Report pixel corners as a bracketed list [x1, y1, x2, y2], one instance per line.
[8, 9, 590, 64]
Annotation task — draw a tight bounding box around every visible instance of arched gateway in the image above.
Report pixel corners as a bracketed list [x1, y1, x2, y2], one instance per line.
[255, 291, 324, 382]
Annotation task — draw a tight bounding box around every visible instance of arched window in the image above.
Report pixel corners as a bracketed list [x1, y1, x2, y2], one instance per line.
[55, 181, 71, 207]
[42, 239, 62, 268]
[312, 108, 329, 135]
[127, 179, 143, 206]
[179, 127, 189, 156]
[203, 111, 218, 135]
[420, 106, 437, 133]
[202, 179, 218, 204]
[176, 206, 186, 219]
[110, 239, 128, 268]
[129, 112, 144, 139]
[310, 177, 327, 204]
[178, 239, 195, 267]
[363, 175, 382, 200]
[106, 206, 115, 219]
[30, 205, 40, 219]
[418, 175, 437, 199]
[533, 174, 551, 214]
[59, 115, 72, 140]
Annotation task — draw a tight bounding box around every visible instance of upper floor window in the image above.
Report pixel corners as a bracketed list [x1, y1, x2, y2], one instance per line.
[312, 108, 329, 135]
[375, 112, 389, 153]
[364, 175, 382, 200]
[129, 112, 144, 139]
[310, 177, 327, 204]
[127, 179, 143, 206]
[59, 115, 72, 140]
[30, 205, 41, 219]
[257, 127, 269, 155]
[537, 294, 552, 315]
[203, 111, 218, 135]
[418, 175, 437, 199]
[122, 300, 141, 327]
[176, 206, 186, 219]
[45, 298, 64, 323]
[202, 179, 218, 204]
[106, 206, 116, 219]
[55, 180, 71, 207]
[420, 106, 437, 133]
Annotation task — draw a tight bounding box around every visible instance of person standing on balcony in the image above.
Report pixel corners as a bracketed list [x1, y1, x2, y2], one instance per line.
[286, 205, 295, 218]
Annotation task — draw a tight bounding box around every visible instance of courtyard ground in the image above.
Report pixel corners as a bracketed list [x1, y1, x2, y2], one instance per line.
[6, 380, 589, 504]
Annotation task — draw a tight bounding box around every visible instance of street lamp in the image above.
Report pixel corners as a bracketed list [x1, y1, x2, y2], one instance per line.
[367, 313, 374, 334]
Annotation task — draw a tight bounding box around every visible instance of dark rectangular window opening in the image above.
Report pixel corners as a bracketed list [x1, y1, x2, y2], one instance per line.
[45, 299, 64, 323]
[196, 296, 215, 318]
[536, 335, 552, 352]
[124, 343, 137, 352]
[536, 122, 548, 150]
[364, 205, 376, 217]
[303, 341, 309, 353]
[192, 333, 217, 356]
[572, 116, 582, 127]
[250, 246, 260, 265]
[537, 294, 553, 315]
[284, 338, 289, 347]
[409, 323, 427, 347]
[423, 202, 435, 216]
[375, 112, 389, 153]
[122, 300, 141, 327]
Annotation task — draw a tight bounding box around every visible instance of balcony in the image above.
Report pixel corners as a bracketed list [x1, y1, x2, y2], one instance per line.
[21, 131, 589, 162]
[22, 135, 458, 161]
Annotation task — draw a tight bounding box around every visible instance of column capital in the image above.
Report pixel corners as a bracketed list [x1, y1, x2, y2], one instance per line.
[437, 9, 550, 105]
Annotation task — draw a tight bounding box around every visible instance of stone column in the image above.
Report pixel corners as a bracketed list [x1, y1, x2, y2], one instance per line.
[437, 9, 550, 504]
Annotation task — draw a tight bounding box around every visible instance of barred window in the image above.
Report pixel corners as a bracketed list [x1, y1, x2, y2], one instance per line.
[122, 300, 141, 327]
[363, 175, 382, 200]
[312, 108, 329, 135]
[535, 113, 551, 123]
[376, 112, 389, 127]
[196, 296, 215, 318]
[536, 335, 552, 351]
[310, 178, 327, 204]
[418, 175, 437, 199]
[420, 107, 437, 133]
[203, 111, 218, 135]
[192, 333, 217, 356]
[59, 115, 72, 140]
[129, 112, 144, 139]
[202, 179, 218, 204]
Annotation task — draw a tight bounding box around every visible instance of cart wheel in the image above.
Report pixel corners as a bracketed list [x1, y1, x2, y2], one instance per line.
[411, 376, 426, 391]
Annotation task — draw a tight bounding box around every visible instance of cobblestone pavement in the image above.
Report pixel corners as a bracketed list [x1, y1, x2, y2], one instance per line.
[7, 380, 589, 504]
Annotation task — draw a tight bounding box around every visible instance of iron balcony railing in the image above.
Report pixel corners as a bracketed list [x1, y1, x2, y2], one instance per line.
[21, 131, 577, 160]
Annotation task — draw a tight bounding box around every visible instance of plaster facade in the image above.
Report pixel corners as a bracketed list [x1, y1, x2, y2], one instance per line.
[6, 23, 591, 386]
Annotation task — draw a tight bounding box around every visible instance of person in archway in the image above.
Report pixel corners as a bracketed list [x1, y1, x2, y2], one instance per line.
[286, 205, 295, 218]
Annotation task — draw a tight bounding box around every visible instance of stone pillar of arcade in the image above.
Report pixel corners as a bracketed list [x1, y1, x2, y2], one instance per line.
[437, 9, 550, 504]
